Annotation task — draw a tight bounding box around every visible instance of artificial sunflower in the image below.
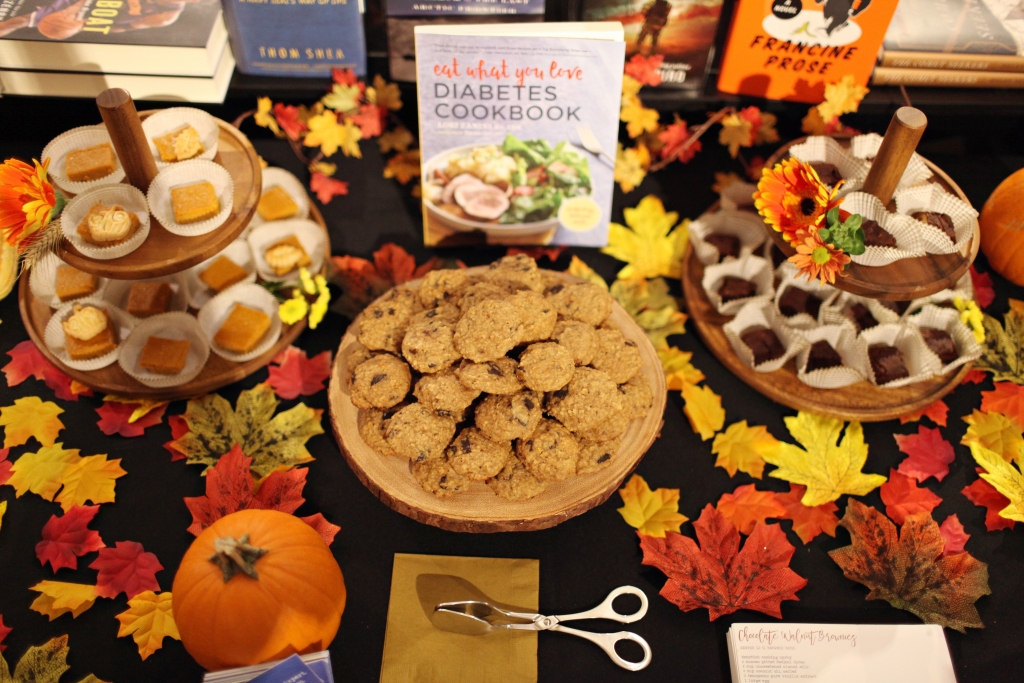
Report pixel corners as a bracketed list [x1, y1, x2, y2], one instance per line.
[754, 158, 842, 245]
[0, 158, 60, 249]
[789, 231, 851, 285]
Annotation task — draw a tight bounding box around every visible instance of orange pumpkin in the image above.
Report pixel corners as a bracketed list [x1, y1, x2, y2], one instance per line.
[980, 167, 1024, 286]
[171, 509, 346, 671]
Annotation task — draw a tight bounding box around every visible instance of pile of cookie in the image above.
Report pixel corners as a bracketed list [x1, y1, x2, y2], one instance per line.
[346, 255, 653, 501]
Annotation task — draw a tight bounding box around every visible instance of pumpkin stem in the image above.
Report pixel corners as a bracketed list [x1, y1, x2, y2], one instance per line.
[210, 534, 269, 582]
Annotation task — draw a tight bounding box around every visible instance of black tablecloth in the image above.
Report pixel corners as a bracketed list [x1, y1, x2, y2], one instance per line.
[0, 95, 1022, 683]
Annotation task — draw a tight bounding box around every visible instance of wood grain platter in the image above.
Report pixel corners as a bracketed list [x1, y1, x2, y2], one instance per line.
[327, 269, 667, 533]
[763, 136, 980, 301]
[19, 204, 330, 402]
[55, 110, 262, 280]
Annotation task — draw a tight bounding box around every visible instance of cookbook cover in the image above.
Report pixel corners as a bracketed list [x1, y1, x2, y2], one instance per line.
[415, 24, 625, 247]
[883, 0, 1021, 55]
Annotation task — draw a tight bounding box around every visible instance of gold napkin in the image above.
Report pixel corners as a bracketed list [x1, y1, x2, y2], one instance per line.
[379, 553, 540, 683]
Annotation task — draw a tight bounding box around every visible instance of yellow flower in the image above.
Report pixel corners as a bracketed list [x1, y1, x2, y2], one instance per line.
[620, 101, 660, 139]
[614, 144, 650, 193]
[368, 75, 403, 111]
[754, 158, 843, 245]
[310, 274, 330, 330]
[279, 293, 308, 325]
[253, 97, 281, 137]
[818, 74, 869, 122]
[299, 266, 316, 295]
[789, 232, 850, 285]
[954, 296, 985, 344]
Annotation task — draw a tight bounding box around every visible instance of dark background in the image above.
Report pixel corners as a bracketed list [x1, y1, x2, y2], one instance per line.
[0, 76, 1023, 683]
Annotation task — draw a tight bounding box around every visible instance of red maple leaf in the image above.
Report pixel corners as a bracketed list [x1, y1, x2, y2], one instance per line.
[775, 484, 839, 544]
[0, 448, 10, 486]
[0, 614, 10, 652]
[715, 484, 786, 535]
[252, 467, 307, 514]
[350, 104, 383, 138]
[3, 340, 92, 401]
[163, 414, 189, 462]
[299, 513, 341, 546]
[894, 425, 955, 482]
[962, 469, 1015, 531]
[35, 506, 105, 572]
[332, 67, 358, 86]
[624, 53, 663, 86]
[95, 402, 167, 438]
[507, 246, 566, 263]
[746, 155, 766, 181]
[737, 106, 763, 147]
[939, 514, 970, 556]
[969, 266, 995, 309]
[374, 243, 421, 285]
[657, 117, 701, 163]
[981, 382, 1024, 425]
[879, 469, 942, 525]
[267, 346, 333, 400]
[899, 399, 949, 427]
[273, 103, 308, 141]
[639, 504, 807, 620]
[961, 368, 987, 385]
[90, 541, 163, 599]
[310, 172, 349, 204]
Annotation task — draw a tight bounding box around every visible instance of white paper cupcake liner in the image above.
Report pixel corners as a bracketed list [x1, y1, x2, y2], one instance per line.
[41, 126, 126, 196]
[841, 192, 926, 266]
[147, 160, 234, 237]
[762, 241, 792, 279]
[773, 269, 839, 330]
[688, 209, 767, 266]
[247, 219, 327, 284]
[102, 273, 190, 317]
[788, 136, 869, 196]
[141, 107, 219, 169]
[821, 291, 902, 332]
[723, 300, 807, 372]
[893, 184, 978, 256]
[185, 240, 257, 309]
[247, 167, 311, 231]
[719, 181, 758, 211]
[908, 304, 983, 375]
[794, 324, 865, 388]
[701, 254, 775, 317]
[29, 252, 108, 309]
[44, 297, 135, 371]
[61, 185, 151, 260]
[197, 283, 283, 363]
[118, 312, 210, 388]
[850, 132, 933, 189]
[857, 323, 940, 388]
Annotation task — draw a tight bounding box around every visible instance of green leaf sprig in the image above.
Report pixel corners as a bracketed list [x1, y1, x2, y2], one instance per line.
[818, 208, 866, 256]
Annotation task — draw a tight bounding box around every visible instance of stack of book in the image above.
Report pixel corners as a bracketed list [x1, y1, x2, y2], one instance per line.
[874, 0, 1024, 89]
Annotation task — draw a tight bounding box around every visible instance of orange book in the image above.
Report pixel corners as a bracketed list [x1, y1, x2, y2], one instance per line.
[717, 0, 900, 103]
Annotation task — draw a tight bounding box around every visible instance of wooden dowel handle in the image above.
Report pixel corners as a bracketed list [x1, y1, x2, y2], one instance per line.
[96, 88, 157, 191]
[860, 106, 928, 206]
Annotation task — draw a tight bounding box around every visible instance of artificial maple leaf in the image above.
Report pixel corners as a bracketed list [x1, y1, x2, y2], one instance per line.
[718, 113, 754, 158]
[0, 614, 9, 652]
[169, 383, 323, 477]
[54, 454, 126, 512]
[7, 443, 80, 501]
[299, 513, 341, 546]
[739, 106, 778, 146]
[682, 383, 724, 441]
[762, 412, 887, 507]
[817, 74, 869, 122]
[621, 73, 642, 109]
[775, 484, 839, 544]
[368, 74, 402, 111]
[962, 368, 987, 384]
[617, 474, 688, 537]
[0, 500, 5, 534]
[95, 402, 167, 438]
[507, 246, 566, 263]
[969, 442, 1024, 522]
[624, 53, 663, 86]
[716, 484, 786, 535]
[267, 346, 333, 400]
[0, 635, 71, 682]
[898, 399, 949, 426]
[163, 415, 188, 462]
[373, 242, 430, 284]
[304, 111, 358, 158]
[115, 591, 180, 661]
[712, 421, 779, 479]
[981, 382, 1024, 425]
[29, 581, 98, 621]
[829, 499, 989, 631]
[894, 426, 956, 482]
[620, 101, 659, 139]
[0, 397, 64, 448]
[962, 469, 1015, 531]
[610, 277, 687, 348]
[940, 514, 970, 556]
[309, 172, 348, 204]
[640, 504, 807, 620]
[2, 340, 90, 401]
[961, 409, 1023, 464]
[90, 541, 163, 599]
[273, 103, 307, 141]
[659, 347, 704, 390]
[603, 195, 688, 280]
[253, 96, 281, 137]
[102, 396, 167, 423]
[656, 115, 700, 163]
[976, 309, 1024, 383]
[0, 449, 10, 487]
[36, 506, 104, 572]
[330, 243, 443, 318]
[377, 126, 414, 154]
[613, 143, 649, 193]
[970, 266, 995, 309]
[565, 255, 608, 290]
[879, 469, 941, 525]
[321, 82, 361, 113]
[350, 104, 383, 138]
[332, 67, 357, 85]
[383, 149, 420, 184]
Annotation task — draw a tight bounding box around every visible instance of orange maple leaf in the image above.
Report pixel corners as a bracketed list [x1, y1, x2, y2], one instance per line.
[899, 400, 949, 427]
[982, 383, 1024, 426]
[624, 53, 663, 87]
[775, 483, 839, 544]
[716, 484, 786, 535]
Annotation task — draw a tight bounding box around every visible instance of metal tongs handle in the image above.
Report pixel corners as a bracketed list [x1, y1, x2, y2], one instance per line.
[552, 624, 652, 671]
[554, 585, 649, 624]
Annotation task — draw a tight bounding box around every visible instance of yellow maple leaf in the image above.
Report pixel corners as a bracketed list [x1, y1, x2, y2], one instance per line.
[620, 100, 660, 139]
[614, 144, 649, 193]
[754, 111, 779, 145]
[602, 195, 688, 280]
[103, 396, 167, 424]
[7, 443, 81, 501]
[617, 473, 688, 537]
[970, 442, 1024, 522]
[340, 118, 363, 158]
[1, 635, 71, 682]
[116, 591, 180, 661]
[304, 111, 354, 158]
[565, 255, 608, 290]
[719, 113, 753, 158]
[712, 420, 780, 479]
[309, 161, 337, 177]
[384, 150, 421, 184]
[369, 74, 403, 111]
[818, 74, 869, 123]
[321, 83, 361, 113]
[0, 499, 6, 534]
[621, 74, 642, 109]
[377, 126, 414, 154]
[763, 412, 887, 507]
[962, 409, 1023, 464]
[29, 581, 98, 621]
[253, 96, 281, 137]
[0, 396, 65, 448]
[682, 382, 725, 441]
[801, 106, 829, 135]
[658, 347, 705, 390]
[610, 277, 688, 348]
[54, 454, 126, 512]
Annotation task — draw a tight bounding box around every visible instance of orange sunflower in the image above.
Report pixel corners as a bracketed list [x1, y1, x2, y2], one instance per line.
[754, 157, 843, 245]
[0, 158, 58, 250]
[789, 231, 851, 285]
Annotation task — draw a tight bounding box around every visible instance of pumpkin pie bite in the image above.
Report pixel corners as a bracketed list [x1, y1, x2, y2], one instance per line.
[65, 143, 116, 182]
[55, 266, 98, 301]
[213, 304, 271, 354]
[199, 255, 248, 292]
[126, 282, 173, 318]
[76, 204, 141, 246]
[264, 235, 311, 276]
[62, 305, 117, 360]
[153, 125, 204, 162]
[257, 186, 299, 221]
[138, 336, 191, 374]
[171, 181, 220, 224]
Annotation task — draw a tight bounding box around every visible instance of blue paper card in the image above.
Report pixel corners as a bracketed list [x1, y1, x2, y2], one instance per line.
[248, 655, 323, 683]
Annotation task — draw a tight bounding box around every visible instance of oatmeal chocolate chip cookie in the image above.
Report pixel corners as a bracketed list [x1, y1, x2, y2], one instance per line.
[447, 427, 512, 481]
[576, 436, 621, 475]
[507, 290, 557, 343]
[572, 410, 630, 442]
[345, 342, 374, 373]
[547, 282, 613, 326]
[350, 354, 412, 410]
[401, 317, 461, 373]
[589, 328, 643, 384]
[618, 373, 652, 420]
[456, 357, 522, 394]
[487, 454, 548, 501]
[410, 303, 461, 326]
[359, 409, 396, 458]
[546, 367, 622, 433]
[357, 288, 417, 353]
[483, 254, 544, 293]
[454, 298, 522, 362]
[516, 342, 575, 392]
[384, 404, 456, 462]
[413, 369, 480, 420]
[539, 269, 565, 291]
[517, 418, 579, 482]
[410, 457, 472, 498]
[551, 320, 598, 366]
[458, 281, 510, 313]
[475, 390, 543, 441]
[418, 268, 469, 309]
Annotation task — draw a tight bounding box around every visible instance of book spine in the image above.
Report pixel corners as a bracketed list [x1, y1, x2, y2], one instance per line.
[219, 0, 253, 74]
[871, 66, 1024, 88]
[879, 50, 1024, 73]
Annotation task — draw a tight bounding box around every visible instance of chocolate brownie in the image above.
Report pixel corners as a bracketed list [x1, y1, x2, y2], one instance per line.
[920, 327, 958, 364]
[810, 161, 843, 186]
[912, 211, 956, 243]
[862, 219, 897, 248]
[778, 286, 823, 319]
[705, 233, 740, 262]
[845, 303, 878, 331]
[805, 340, 843, 372]
[718, 276, 757, 303]
[868, 344, 910, 384]
[879, 300, 910, 315]
[740, 326, 786, 365]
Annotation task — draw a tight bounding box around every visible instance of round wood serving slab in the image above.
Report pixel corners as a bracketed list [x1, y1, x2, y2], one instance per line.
[20, 204, 330, 402]
[681, 241, 970, 422]
[55, 111, 262, 280]
[327, 270, 668, 533]
[763, 136, 980, 301]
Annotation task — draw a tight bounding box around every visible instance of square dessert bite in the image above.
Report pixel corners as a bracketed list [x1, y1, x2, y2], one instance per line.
[127, 282, 173, 318]
[868, 344, 909, 384]
[200, 255, 248, 292]
[805, 340, 843, 373]
[171, 181, 220, 224]
[77, 204, 141, 246]
[153, 125, 204, 162]
[919, 327, 958, 364]
[138, 336, 191, 374]
[740, 326, 785, 365]
[257, 186, 299, 221]
[65, 143, 116, 182]
[264, 235, 311, 276]
[62, 305, 116, 360]
[718, 276, 756, 303]
[55, 266, 98, 301]
[214, 304, 271, 354]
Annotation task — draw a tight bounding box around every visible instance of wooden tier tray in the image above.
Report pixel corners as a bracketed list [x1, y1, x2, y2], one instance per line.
[681, 240, 970, 422]
[20, 204, 330, 402]
[763, 136, 980, 301]
[56, 110, 262, 280]
[327, 269, 668, 533]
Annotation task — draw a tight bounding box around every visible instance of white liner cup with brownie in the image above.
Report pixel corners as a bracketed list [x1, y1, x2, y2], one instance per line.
[118, 312, 210, 388]
[701, 254, 775, 316]
[140, 107, 219, 169]
[41, 125, 126, 196]
[856, 323, 940, 389]
[44, 297, 135, 371]
[185, 239, 258, 309]
[688, 209, 767, 266]
[101, 273, 190, 317]
[850, 132, 932, 190]
[787, 135, 870, 197]
[820, 291, 901, 334]
[773, 268, 839, 330]
[719, 181, 758, 211]
[907, 304, 983, 375]
[794, 324, 865, 389]
[30, 252, 109, 309]
[894, 183, 979, 256]
[841, 192, 926, 267]
[723, 300, 807, 373]
[197, 283, 283, 363]
[61, 184, 151, 260]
